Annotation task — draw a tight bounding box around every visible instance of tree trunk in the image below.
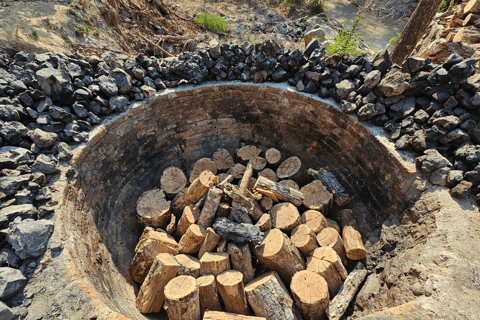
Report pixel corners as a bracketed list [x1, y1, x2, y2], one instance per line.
[391, 0, 444, 65]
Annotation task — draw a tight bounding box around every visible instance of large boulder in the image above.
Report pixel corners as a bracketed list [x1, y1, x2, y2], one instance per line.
[0, 267, 27, 299]
[35, 68, 75, 104]
[447, 58, 479, 83]
[6, 218, 55, 260]
[0, 147, 33, 169]
[376, 69, 410, 97]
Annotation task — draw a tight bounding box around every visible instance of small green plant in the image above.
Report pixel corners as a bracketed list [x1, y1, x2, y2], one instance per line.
[31, 29, 39, 38]
[194, 13, 229, 32]
[15, 24, 19, 36]
[281, 0, 296, 10]
[308, 0, 327, 15]
[389, 36, 398, 44]
[66, 8, 73, 14]
[325, 14, 365, 57]
[75, 24, 90, 36]
[95, 29, 100, 37]
[438, 0, 461, 12]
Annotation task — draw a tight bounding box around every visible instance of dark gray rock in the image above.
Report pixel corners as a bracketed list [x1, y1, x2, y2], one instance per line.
[35, 68, 75, 104]
[411, 130, 427, 153]
[0, 147, 33, 169]
[67, 63, 84, 78]
[31, 155, 59, 174]
[432, 116, 460, 131]
[18, 92, 33, 107]
[421, 149, 452, 174]
[10, 80, 28, 93]
[443, 53, 463, 70]
[304, 80, 317, 94]
[49, 106, 72, 123]
[271, 67, 288, 82]
[395, 134, 410, 150]
[389, 96, 416, 119]
[72, 102, 88, 118]
[0, 301, 14, 320]
[363, 70, 382, 89]
[28, 128, 57, 149]
[357, 103, 386, 121]
[443, 96, 458, 110]
[377, 68, 409, 97]
[414, 110, 429, 123]
[447, 170, 464, 187]
[109, 95, 129, 112]
[335, 79, 355, 99]
[447, 58, 479, 83]
[0, 267, 26, 299]
[109, 68, 132, 94]
[402, 56, 429, 74]
[432, 92, 450, 104]
[0, 248, 20, 269]
[425, 125, 448, 141]
[0, 121, 28, 144]
[440, 128, 469, 144]
[450, 180, 472, 198]
[98, 75, 118, 97]
[430, 167, 451, 186]
[37, 97, 52, 113]
[372, 49, 392, 74]
[6, 218, 54, 259]
[0, 204, 37, 228]
[0, 174, 31, 196]
[212, 217, 264, 245]
[304, 39, 320, 58]
[0, 106, 20, 121]
[58, 142, 73, 161]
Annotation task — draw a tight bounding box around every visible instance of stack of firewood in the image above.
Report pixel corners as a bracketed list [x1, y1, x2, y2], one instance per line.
[130, 145, 368, 320]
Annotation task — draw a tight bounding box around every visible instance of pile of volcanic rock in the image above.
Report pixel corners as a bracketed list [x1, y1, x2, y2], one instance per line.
[130, 145, 368, 320]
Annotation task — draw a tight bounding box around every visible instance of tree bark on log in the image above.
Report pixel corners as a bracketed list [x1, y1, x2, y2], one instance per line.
[161, 167, 187, 197]
[301, 210, 328, 233]
[254, 176, 304, 206]
[307, 168, 351, 207]
[200, 252, 231, 276]
[197, 187, 223, 228]
[175, 254, 201, 278]
[190, 158, 217, 183]
[184, 171, 219, 204]
[164, 275, 201, 320]
[244, 271, 302, 320]
[265, 148, 281, 167]
[136, 189, 171, 228]
[198, 227, 222, 259]
[217, 202, 231, 218]
[204, 311, 266, 320]
[228, 242, 255, 284]
[391, 0, 444, 64]
[213, 148, 235, 170]
[290, 270, 329, 320]
[217, 270, 250, 315]
[230, 202, 253, 224]
[259, 197, 273, 212]
[217, 238, 228, 253]
[326, 262, 367, 320]
[171, 187, 188, 217]
[291, 224, 318, 257]
[179, 224, 206, 255]
[271, 202, 301, 233]
[463, 13, 480, 26]
[197, 275, 222, 316]
[219, 183, 263, 220]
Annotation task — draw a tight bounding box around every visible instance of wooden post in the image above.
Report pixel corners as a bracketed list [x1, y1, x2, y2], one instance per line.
[200, 252, 230, 276]
[216, 270, 250, 315]
[175, 205, 200, 239]
[184, 170, 219, 204]
[301, 210, 328, 233]
[213, 148, 235, 170]
[258, 168, 278, 182]
[198, 227, 222, 259]
[136, 189, 171, 228]
[307, 250, 343, 297]
[135, 253, 180, 313]
[228, 242, 255, 284]
[197, 275, 222, 316]
[310, 247, 348, 280]
[179, 224, 206, 255]
[326, 262, 367, 320]
[271, 202, 301, 233]
[343, 226, 367, 260]
[300, 180, 333, 212]
[279, 179, 299, 190]
[245, 271, 302, 320]
[197, 187, 223, 228]
[130, 227, 179, 283]
[290, 270, 329, 320]
[254, 228, 305, 285]
[317, 227, 347, 264]
[254, 176, 304, 206]
[265, 148, 281, 167]
[250, 156, 267, 172]
[190, 158, 217, 183]
[291, 224, 318, 257]
[255, 214, 271, 232]
[204, 311, 266, 320]
[161, 167, 187, 197]
[164, 275, 201, 320]
[237, 145, 262, 164]
[175, 254, 201, 278]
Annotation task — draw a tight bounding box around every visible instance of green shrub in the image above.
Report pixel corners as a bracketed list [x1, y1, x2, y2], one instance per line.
[325, 14, 365, 57]
[437, 0, 460, 12]
[308, 0, 327, 15]
[194, 14, 228, 32]
[31, 29, 38, 38]
[389, 36, 398, 44]
[75, 24, 89, 36]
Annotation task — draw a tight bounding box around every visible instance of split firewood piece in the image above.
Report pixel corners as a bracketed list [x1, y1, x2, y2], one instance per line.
[326, 218, 341, 234]
[254, 228, 305, 285]
[290, 224, 318, 257]
[326, 262, 367, 320]
[175, 205, 200, 239]
[171, 187, 188, 217]
[250, 156, 267, 172]
[307, 168, 351, 206]
[213, 148, 235, 170]
[227, 163, 246, 179]
[343, 226, 366, 260]
[237, 145, 262, 164]
[198, 227, 222, 259]
[301, 210, 328, 233]
[258, 168, 278, 182]
[131, 227, 179, 283]
[219, 183, 263, 220]
[255, 214, 271, 231]
[312, 247, 348, 280]
[290, 270, 329, 320]
[166, 214, 176, 235]
[136, 189, 171, 228]
[245, 271, 302, 320]
[175, 254, 201, 278]
[259, 196, 273, 212]
[164, 275, 201, 320]
[317, 227, 347, 264]
[197, 275, 222, 316]
[228, 242, 255, 284]
[300, 180, 333, 212]
[265, 148, 281, 166]
[217, 202, 231, 218]
[279, 179, 299, 190]
[271, 202, 301, 233]
[217, 238, 228, 253]
[204, 311, 266, 320]
[161, 167, 187, 197]
[306, 250, 343, 297]
[184, 170, 219, 204]
[190, 158, 217, 183]
[463, 13, 480, 26]
[217, 270, 250, 315]
[254, 176, 304, 206]
[277, 156, 302, 180]
[465, 0, 480, 15]
[135, 253, 180, 313]
[193, 194, 208, 211]
[197, 187, 223, 228]
[239, 162, 254, 193]
[200, 252, 230, 276]
[179, 224, 206, 255]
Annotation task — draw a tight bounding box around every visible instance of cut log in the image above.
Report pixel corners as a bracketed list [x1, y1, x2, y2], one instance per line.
[204, 311, 266, 320]
[230, 202, 253, 224]
[250, 157, 267, 172]
[197, 275, 222, 316]
[326, 218, 341, 234]
[254, 176, 304, 206]
[343, 226, 367, 260]
[317, 227, 347, 264]
[255, 214, 271, 231]
[198, 227, 222, 259]
[175, 205, 200, 239]
[161, 167, 187, 197]
[197, 187, 223, 228]
[259, 196, 273, 212]
[245, 271, 302, 320]
[219, 183, 263, 220]
[131, 227, 179, 283]
[301, 210, 328, 233]
[166, 214, 176, 235]
[179, 224, 206, 255]
[171, 187, 188, 217]
[258, 168, 278, 182]
[184, 170, 219, 204]
[217, 270, 250, 315]
[312, 247, 348, 280]
[237, 145, 262, 164]
[463, 13, 480, 26]
[175, 254, 201, 278]
[135, 253, 180, 313]
[326, 262, 367, 320]
[213, 148, 235, 170]
[291, 224, 318, 257]
[213, 217, 264, 245]
[277, 156, 302, 180]
[279, 179, 299, 190]
[200, 252, 230, 276]
[265, 148, 281, 166]
[465, 0, 480, 14]
[290, 270, 329, 320]
[164, 275, 201, 320]
[136, 189, 170, 228]
[453, 26, 480, 43]
[227, 163, 246, 179]
[217, 238, 228, 253]
[254, 228, 305, 285]
[271, 202, 301, 233]
[300, 180, 333, 212]
[217, 202, 231, 218]
[190, 158, 217, 183]
[228, 242, 255, 284]
[307, 168, 351, 206]
[306, 251, 343, 297]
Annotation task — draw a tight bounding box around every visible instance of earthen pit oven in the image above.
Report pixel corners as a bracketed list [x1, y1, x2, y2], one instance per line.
[37, 83, 479, 320]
